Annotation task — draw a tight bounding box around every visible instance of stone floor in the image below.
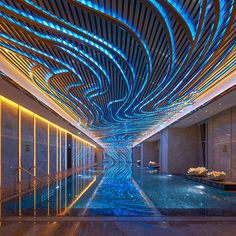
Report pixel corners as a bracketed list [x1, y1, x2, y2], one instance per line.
[1, 220, 236, 236]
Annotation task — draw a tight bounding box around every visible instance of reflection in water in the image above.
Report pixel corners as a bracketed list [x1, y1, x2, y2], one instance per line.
[4, 162, 236, 218]
[1, 162, 160, 218]
[59, 176, 96, 216]
[132, 165, 236, 216]
[1, 167, 100, 217]
[80, 160, 160, 216]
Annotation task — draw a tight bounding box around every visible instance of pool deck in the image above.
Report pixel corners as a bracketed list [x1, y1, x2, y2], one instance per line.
[185, 175, 236, 190]
[1, 217, 236, 236]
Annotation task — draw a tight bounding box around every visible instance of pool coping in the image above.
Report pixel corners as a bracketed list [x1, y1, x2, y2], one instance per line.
[2, 216, 236, 222]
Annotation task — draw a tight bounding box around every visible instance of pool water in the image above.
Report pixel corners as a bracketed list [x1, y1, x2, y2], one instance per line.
[2, 163, 236, 217]
[132, 166, 236, 216]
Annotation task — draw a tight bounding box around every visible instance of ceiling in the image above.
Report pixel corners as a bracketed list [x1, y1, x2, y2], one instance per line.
[0, 0, 235, 147]
[143, 84, 236, 143]
[173, 85, 236, 128]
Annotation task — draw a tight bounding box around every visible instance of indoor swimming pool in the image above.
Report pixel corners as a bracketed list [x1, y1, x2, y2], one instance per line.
[2, 163, 236, 218]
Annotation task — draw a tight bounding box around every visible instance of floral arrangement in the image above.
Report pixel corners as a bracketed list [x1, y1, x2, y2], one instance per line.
[187, 167, 208, 176]
[207, 171, 226, 181]
[148, 161, 158, 167]
[136, 160, 141, 166]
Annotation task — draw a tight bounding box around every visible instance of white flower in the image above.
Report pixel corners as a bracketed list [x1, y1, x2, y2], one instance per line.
[187, 167, 208, 176]
[207, 171, 226, 181]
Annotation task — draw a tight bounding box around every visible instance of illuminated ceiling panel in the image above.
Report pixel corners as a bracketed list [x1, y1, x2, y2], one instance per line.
[0, 0, 235, 147]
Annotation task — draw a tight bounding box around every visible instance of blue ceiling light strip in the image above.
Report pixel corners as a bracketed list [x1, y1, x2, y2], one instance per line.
[45, 69, 68, 83]
[0, 41, 51, 71]
[0, 10, 129, 92]
[165, 1, 235, 105]
[58, 46, 107, 93]
[0, 0, 234, 149]
[24, 0, 136, 79]
[0, 32, 79, 75]
[75, 0, 152, 73]
[166, 0, 197, 39]
[0, 2, 135, 83]
[32, 73, 84, 123]
[148, 0, 176, 68]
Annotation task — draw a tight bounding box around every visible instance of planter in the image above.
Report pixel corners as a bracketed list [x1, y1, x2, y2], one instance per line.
[187, 167, 208, 177]
[207, 171, 226, 181]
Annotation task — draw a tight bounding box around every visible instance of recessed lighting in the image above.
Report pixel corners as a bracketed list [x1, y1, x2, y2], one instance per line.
[196, 185, 205, 189]
[218, 103, 222, 106]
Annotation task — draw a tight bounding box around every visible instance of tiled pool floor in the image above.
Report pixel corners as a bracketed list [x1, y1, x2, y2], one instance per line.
[2, 162, 236, 218]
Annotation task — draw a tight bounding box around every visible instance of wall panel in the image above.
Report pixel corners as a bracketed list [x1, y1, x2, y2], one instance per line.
[208, 107, 236, 181]
[0, 96, 96, 198]
[21, 109, 34, 181]
[36, 118, 48, 178]
[1, 99, 18, 193]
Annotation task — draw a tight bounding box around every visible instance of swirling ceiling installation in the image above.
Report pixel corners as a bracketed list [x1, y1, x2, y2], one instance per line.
[0, 0, 235, 148]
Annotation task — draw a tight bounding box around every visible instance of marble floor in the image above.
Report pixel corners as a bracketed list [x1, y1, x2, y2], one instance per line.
[1, 220, 236, 236]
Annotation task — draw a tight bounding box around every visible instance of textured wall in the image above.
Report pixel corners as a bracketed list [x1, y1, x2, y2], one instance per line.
[160, 126, 199, 174]
[0, 96, 96, 198]
[36, 118, 48, 178]
[141, 141, 159, 166]
[95, 147, 104, 164]
[21, 109, 34, 181]
[160, 129, 169, 173]
[1, 100, 18, 193]
[208, 107, 236, 181]
[132, 146, 141, 163]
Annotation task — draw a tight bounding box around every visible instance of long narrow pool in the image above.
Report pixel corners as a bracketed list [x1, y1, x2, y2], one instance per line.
[2, 163, 236, 218]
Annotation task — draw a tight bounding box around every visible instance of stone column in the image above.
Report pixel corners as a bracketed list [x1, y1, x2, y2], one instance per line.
[132, 145, 141, 163]
[95, 148, 104, 163]
[160, 125, 199, 174]
[141, 141, 159, 166]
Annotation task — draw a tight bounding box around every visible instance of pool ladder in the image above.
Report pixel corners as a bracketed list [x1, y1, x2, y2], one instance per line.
[14, 166, 56, 194]
[14, 167, 43, 193]
[28, 166, 56, 183]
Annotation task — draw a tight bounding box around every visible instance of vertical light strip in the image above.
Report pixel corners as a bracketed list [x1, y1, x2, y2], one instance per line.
[33, 114, 36, 177]
[65, 176, 67, 208]
[59, 178, 62, 214]
[78, 140, 80, 168]
[56, 127, 58, 215]
[18, 106, 22, 217]
[65, 132, 67, 172]
[81, 143, 83, 167]
[76, 138, 78, 169]
[72, 137, 74, 198]
[59, 129, 62, 174]
[48, 123, 50, 175]
[56, 128, 58, 174]
[0, 97, 2, 223]
[59, 124, 62, 214]
[56, 179, 58, 215]
[33, 114, 36, 217]
[75, 138, 77, 195]
[65, 132, 67, 209]
[230, 108, 233, 180]
[47, 179, 50, 217]
[47, 123, 50, 216]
